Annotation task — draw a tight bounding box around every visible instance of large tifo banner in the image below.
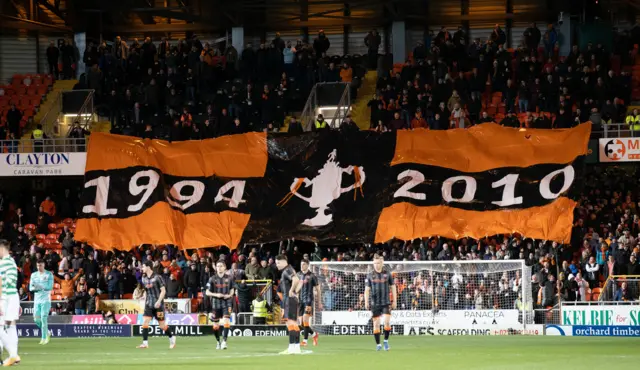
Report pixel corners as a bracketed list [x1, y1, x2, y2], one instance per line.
[0, 153, 86, 176]
[76, 124, 591, 249]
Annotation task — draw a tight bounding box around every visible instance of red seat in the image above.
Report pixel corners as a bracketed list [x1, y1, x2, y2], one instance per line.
[25, 224, 37, 232]
[36, 234, 46, 242]
[48, 223, 59, 233]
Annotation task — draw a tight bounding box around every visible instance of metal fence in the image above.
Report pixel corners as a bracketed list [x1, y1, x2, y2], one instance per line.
[0, 138, 88, 153]
[593, 123, 640, 138]
[533, 307, 561, 325]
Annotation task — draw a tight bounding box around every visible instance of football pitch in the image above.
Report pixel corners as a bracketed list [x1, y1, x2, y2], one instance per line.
[18, 336, 640, 370]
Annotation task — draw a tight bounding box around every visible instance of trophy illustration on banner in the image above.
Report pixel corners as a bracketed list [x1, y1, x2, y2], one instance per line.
[277, 150, 366, 227]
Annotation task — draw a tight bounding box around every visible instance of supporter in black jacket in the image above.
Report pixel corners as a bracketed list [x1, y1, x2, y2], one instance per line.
[183, 264, 200, 298]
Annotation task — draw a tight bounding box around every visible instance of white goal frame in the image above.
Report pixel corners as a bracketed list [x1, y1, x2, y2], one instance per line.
[309, 260, 533, 335]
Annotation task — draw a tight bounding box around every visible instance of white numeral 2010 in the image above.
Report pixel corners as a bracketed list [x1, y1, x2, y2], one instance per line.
[393, 165, 575, 205]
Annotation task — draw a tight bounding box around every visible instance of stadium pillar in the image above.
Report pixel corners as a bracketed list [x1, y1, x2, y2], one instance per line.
[74, 32, 87, 76]
[506, 0, 513, 48]
[391, 21, 405, 64]
[557, 18, 571, 57]
[232, 27, 245, 55]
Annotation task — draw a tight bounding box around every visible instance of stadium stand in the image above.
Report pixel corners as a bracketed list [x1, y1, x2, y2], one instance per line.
[0, 74, 53, 138]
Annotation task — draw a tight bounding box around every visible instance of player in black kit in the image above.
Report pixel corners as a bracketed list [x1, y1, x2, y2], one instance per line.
[276, 254, 302, 355]
[364, 255, 396, 351]
[138, 260, 176, 349]
[206, 260, 235, 350]
[297, 259, 320, 347]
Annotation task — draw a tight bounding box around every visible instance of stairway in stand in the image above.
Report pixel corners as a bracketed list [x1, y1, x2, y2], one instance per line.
[351, 71, 377, 130]
[19, 79, 77, 151]
[91, 121, 111, 133]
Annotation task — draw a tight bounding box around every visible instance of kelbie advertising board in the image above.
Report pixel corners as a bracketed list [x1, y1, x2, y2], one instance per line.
[0, 153, 86, 176]
[561, 305, 640, 326]
[321, 309, 523, 329]
[599, 138, 640, 162]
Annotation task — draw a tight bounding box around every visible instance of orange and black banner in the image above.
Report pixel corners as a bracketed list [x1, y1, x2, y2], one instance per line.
[76, 123, 591, 250]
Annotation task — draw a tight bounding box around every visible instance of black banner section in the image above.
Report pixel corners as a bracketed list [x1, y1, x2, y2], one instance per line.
[388, 160, 584, 211]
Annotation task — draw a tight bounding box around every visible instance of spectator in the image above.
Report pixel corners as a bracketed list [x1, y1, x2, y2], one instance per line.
[6, 105, 22, 138]
[410, 110, 428, 129]
[46, 41, 60, 78]
[365, 30, 381, 69]
[626, 108, 640, 131]
[245, 257, 260, 280]
[340, 62, 353, 83]
[133, 283, 145, 300]
[106, 266, 121, 299]
[615, 282, 632, 301]
[340, 115, 359, 134]
[313, 30, 330, 59]
[72, 284, 90, 315]
[183, 263, 200, 299]
[54, 270, 83, 300]
[40, 196, 56, 218]
[288, 117, 303, 134]
[166, 273, 182, 298]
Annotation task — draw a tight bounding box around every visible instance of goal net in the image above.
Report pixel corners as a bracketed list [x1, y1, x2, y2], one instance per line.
[309, 260, 533, 336]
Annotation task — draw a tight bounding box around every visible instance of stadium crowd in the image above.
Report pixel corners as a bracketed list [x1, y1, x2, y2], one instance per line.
[2, 25, 640, 321]
[0, 165, 639, 320]
[368, 24, 633, 131]
[71, 31, 368, 140]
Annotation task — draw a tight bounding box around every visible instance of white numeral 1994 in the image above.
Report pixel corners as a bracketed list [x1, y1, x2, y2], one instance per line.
[82, 170, 247, 216]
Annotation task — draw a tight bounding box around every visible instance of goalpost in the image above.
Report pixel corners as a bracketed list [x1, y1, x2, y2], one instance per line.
[309, 260, 533, 336]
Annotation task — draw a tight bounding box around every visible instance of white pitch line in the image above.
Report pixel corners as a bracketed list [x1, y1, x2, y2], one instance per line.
[23, 352, 314, 363]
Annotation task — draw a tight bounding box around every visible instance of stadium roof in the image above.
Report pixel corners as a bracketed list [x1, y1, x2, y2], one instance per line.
[0, 0, 555, 36]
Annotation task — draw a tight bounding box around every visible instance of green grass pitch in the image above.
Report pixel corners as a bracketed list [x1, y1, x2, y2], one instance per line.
[17, 336, 640, 369]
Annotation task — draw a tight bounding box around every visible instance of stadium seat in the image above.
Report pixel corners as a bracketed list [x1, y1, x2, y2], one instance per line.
[592, 287, 602, 300]
[48, 223, 59, 233]
[36, 234, 46, 242]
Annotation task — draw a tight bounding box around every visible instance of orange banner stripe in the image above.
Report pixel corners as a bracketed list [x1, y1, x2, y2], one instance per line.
[392, 123, 591, 173]
[75, 202, 250, 250]
[84, 132, 268, 178]
[374, 197, 577, 244]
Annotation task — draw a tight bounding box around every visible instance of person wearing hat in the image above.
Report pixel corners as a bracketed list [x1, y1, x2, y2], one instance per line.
[500, 111, 519, 128]
[313, 30, 330, 60]
[339, 114, 359, 134]
[272, 32, 285, 53]
[314, 114, 328, 131]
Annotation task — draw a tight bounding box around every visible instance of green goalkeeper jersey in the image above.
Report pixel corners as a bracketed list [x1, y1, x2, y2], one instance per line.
[29, 270, 54, 304]
[0, 256, 18, 296]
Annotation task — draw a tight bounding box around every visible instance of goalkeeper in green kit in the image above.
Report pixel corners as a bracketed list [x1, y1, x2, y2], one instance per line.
[29, 259, 53, 344]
